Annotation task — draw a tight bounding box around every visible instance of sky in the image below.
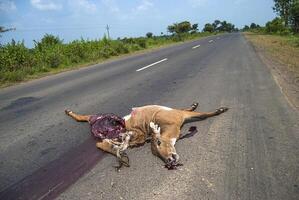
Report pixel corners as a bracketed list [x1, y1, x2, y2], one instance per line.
[0, 0, 277, 48]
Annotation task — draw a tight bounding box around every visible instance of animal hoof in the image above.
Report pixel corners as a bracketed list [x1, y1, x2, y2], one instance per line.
[216, 107, 229, 114]
[191, 102, 199, 109]
[65, 109, 72, 115]
[120, 154, 130, 167]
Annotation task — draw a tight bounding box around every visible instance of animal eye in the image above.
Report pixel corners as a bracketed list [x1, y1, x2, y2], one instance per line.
[157, 139, 161, 146]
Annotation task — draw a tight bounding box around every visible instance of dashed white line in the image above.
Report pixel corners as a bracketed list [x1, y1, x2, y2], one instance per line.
[209, 40, 214, 43]
[136, 58, 168, 72]
[192, 44, 201, 49]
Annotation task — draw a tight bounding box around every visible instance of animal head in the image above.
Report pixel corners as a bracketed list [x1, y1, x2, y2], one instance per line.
[150, 122, 179, 165]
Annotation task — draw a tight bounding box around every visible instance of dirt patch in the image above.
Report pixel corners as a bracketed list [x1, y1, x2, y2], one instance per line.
[244, 33, 299, 111]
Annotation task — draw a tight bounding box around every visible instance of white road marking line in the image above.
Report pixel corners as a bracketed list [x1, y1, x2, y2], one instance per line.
[192, 44, 201, 49]
[37, 181, 64, 200]
[209, 40, 214, 43]
[136, 58, 168, 72]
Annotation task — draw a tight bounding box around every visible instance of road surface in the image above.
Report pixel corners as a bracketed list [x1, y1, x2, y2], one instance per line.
[0, 33, 298, 200]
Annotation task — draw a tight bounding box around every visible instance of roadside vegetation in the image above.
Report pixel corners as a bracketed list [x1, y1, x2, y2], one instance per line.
[202, 20, 238, 33]
[0, 20, 238, 87]
[243, 0, 299, 78]
[245, 33, 299, 75]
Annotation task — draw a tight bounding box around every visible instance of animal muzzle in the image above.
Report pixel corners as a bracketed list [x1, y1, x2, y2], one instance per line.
[166, 153, 179, 163]
[164, 153, 183, 170]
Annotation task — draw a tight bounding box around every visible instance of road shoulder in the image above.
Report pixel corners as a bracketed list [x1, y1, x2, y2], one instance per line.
[244, 33, 299, 111]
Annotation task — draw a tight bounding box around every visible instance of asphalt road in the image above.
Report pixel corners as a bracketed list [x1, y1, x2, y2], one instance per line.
[0, 33, 298, 200]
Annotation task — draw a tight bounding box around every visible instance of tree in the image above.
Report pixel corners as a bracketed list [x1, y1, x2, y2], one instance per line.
[167, 21, 192, 34]
[41, 34, 62, 46]
[212, 20, 221, 31]
[203, 23, 214, 32]
[290, 0, 299, 32]
[219, 21, 227, 31]
[146, 32, 153, 38]
[250, 23, 257, 29]
[203, 20, 236, 32]
[167, 24, 177, 34]
[177, 21, 192, 33]
[265, 17, 286, 33]
[33, 34, 63, 51]
[217, 21, 235, 32]
[227, 23, 235, 32]
[273, 0, 292, 26]
[243, 25, 250, 31]
[191, 23, 198, 33]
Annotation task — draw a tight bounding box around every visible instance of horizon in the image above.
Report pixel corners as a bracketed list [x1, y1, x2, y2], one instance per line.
[1, 0, 277, 48]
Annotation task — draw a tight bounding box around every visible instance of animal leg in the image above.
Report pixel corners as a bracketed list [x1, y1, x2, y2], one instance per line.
[65, 109, 91, 122]
[116, 132, 132, 157]
[96, 139, 117, 155]
[182, 107, 228, 122]
[96, 137, 131, 171]
[182, 102, 199, 111]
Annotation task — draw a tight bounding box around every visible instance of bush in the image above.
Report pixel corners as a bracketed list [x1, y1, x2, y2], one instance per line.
[129, 44, 142, 51]
[66, 41, 87, 63]
[111, 41, 129, 54]
[171, 34, 183, 42]
[46, 51, 62, 68]
[0, 32, 215, 85]
[1, 70, 26, 82]
[33, 34, 63, 53]
[266, 17, 288, 34]
[136, 39, 147, 48]
[0, 40, 33, 72]
[278, 29, 292, 36]
[121, 37, 135, 44]
[146, 32, 153, 38]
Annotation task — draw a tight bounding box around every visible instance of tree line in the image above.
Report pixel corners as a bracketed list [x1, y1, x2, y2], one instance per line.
[202, 20, 238, 33]
[142, 20, 237, 38]
[242, 0, 299, 34]
[165, 20, 237, 35]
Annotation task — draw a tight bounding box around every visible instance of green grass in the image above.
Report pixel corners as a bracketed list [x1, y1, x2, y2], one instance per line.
[0, 32, 219, 87]
[244, 32, 299, 78]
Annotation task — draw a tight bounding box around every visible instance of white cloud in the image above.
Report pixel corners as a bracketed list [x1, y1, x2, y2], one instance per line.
[136, 0, 153, 11]
[102, 0, 120, 13]
[0, 0, 17, 12]
[101, 0, 154, 21]
[74, 0, 97, 12]
[30, 0, 62, 11]
[188, 0, 207, 8]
